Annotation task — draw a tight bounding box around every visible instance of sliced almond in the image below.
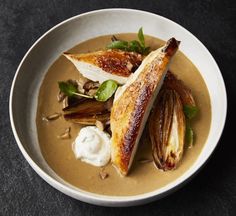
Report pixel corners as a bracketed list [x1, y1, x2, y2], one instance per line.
[95, 120, 105, 131]
[138, 158, 153, 164]
[83, 80, 100, 91]
[62, 97, 69, 109]
[42, 113, 61, 121]
[57, 91, 66, 102]
[86, 88, 98, 96]
[57, 127, 71, 139]
[99, 171, 109, 180]
[126, 61, 133, 71]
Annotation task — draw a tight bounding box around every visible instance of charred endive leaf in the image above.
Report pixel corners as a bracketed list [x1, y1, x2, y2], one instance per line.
[149, 89, 186, 171]
[64, 112, 110, 125]
[62, 98, 112, 126]
[63, 98, 112, 115]
[163, 71, 198, 147]
[164, 71, 196, 107]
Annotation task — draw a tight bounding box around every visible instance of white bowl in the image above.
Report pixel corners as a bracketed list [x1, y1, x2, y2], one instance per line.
[9, 9, 227, 207]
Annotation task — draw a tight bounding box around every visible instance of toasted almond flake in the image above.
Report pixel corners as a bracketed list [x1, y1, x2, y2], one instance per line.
[42, 113, 61, 121]
[105, 120, 110, 126]
[57, 91, 66, 102]
[57, 127, 71, 139]
[126, 61, 133, 71]
[62, 97, 69, 109]
[138, 158, 153, 164]
[86, 88, 98, 96]
[76, 76, 89, 92]
[42, 116, 49, 122]
[99, 171, 109, 180]
[65, 127, 71, 133]
[95, 120, 105, 131]
[83, 80, 100, 91]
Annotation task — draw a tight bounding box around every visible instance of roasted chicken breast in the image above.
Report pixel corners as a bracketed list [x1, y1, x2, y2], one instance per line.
[110, 38, 180, 176]
[64, 50, 142, 84]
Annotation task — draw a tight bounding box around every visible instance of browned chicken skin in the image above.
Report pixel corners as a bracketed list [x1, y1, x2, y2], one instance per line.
[64, 50, 143, 84]
[110, 38, 180, 176]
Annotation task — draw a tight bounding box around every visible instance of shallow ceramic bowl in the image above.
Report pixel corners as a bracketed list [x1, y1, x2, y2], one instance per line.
[10, 9, 227, 207]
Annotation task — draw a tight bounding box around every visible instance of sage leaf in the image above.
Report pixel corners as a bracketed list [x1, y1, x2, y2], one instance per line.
[143, 46, 151, 55]
[95, 80, 118, 102]
[58, 81, 93, 99]
[106, 40, 128, 50]
[183, 105, 198, 119]
[128, 40, 142, 53]
[185, 122, 194, 148]
[106, 27, 150, 55]
[138, 27, 145, 48]
[58, 81, 77, 97]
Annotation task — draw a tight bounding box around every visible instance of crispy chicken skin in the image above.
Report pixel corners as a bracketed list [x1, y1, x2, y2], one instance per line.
[110, 38, 180, 176]
[64, 50, 142, 84]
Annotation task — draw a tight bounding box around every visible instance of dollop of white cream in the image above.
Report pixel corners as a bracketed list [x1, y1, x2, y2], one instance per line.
[72, 126, 111, 166]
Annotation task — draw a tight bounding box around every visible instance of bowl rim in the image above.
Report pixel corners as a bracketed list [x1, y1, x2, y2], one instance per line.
[9, 8, 227, 206]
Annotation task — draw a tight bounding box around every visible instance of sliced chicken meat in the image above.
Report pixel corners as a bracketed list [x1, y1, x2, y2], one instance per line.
[110, 38, 180, 176]
[64, 50, 142, 84]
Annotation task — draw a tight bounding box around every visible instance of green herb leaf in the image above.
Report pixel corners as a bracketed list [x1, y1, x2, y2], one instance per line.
[128, 40, 142, 53]
[138, 27, 145, 48]
[143, 46, 151, 55]
[58, 81, 78, 97]
[106, 27, 150, 55]
[106, 40, 129, 51]
[183, 105, 198, 119]
[95, 80, 118, 102]
[58, 81, 93, 99]
[185, 122, 194, 148]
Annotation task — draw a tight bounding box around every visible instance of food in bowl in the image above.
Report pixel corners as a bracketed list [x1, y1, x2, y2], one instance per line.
[36, 28, 211, 196]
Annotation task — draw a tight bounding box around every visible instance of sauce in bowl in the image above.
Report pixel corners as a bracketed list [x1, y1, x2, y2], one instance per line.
[36, 34, 211, 196]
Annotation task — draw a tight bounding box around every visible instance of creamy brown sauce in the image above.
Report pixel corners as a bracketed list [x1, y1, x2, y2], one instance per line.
[36, 34, 211, 196]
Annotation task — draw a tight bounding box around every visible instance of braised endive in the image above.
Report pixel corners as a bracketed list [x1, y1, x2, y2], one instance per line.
[149, 71, 198, 170]
[149, 89, 186, 171]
